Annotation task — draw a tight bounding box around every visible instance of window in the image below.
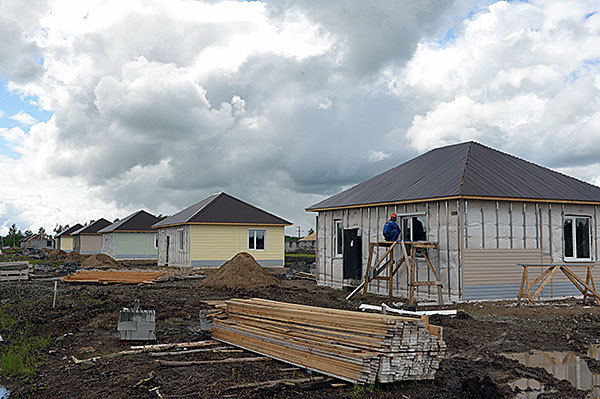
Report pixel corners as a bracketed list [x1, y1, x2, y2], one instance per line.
[154, 233, 158, 249]
[399, 216, 427, 241]
[47, 240, 53, 247]
[248, 229, 266, 250]
[177, 229, 184, 250]
[334, 220, 343, 256]
[564, 216, 591, 261]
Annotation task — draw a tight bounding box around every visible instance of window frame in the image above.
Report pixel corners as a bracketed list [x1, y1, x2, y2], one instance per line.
[248, 229, 266, 251]
[177, 229, 184, 251]
[563, 215, 592, 262]
[398, 215, 427, 242]
[334, 220, 343, 257]
[154, 233, 158, 249]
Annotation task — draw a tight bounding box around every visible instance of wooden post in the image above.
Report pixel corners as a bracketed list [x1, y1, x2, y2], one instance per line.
[388, 245, 394, 298]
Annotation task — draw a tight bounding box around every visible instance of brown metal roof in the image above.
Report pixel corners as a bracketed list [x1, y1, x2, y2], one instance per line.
[307, 141, 600, 211]
[98, 210, 160, 233]
[152, 192, 292, 228]
[56, 224, 83, 237]
[71, 218, 112, 235]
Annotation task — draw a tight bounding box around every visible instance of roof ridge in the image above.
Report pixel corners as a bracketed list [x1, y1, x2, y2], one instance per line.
[457, 142, 473, 195]
[187, 192, 222, 222]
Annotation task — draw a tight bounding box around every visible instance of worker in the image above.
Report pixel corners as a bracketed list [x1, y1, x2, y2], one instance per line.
[382, 213, 400, 241]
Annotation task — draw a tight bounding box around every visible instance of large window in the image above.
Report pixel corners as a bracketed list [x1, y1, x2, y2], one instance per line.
[177, 229, 184, 250]
[400, 216, 427, 242]
[564, 216, 591, 261]
[249, 229, 266, 250]
[334, 220, 343, 256]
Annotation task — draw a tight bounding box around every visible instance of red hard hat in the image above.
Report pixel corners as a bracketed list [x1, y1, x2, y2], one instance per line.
[390, 213, 397, 218]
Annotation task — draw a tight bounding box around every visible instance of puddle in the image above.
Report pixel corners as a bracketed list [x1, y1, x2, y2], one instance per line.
[503, 345, 600, 398]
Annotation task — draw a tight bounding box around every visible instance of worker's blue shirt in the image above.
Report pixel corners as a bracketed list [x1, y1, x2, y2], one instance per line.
[382, 220, 400, 241]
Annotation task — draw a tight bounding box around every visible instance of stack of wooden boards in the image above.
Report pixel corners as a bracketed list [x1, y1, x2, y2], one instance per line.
[61, 270, 165, 284]
[211, 298, 446, 384]
[0, 261, 30, 281]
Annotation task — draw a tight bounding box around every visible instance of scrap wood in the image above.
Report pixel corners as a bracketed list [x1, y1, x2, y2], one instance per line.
[131, 340, 216, 351]
[359, 303, 457, 316]
[149, 386, 164, 399]
[294, 272, 316, 280]
[226, 376, 326, 391]
[158, 356, 269, 367]
[61, 270, 165, 284]
[71, 340, 217, 364]
[133, 371, 155, 388]
[150, 346, 242, 357]
[211, 298, 446, 384]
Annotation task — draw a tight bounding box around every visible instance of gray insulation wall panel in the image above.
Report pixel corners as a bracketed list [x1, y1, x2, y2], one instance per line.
[157, 226, 190, 267]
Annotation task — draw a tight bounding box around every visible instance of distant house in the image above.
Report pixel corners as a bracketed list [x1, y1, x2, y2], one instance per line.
[307, 141, 600, 301]
[99, 210, 160, 260]
[285, 237, 299, 252]
[153, 192, 292, 267]
[55, 224, 83, 252]
[20, 233, 55, 250]
[72, 219, 112, 254]
[297, 232, 316, 252]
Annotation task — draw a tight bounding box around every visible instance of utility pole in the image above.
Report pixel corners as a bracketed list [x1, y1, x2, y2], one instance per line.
[297, 226, 301, 238]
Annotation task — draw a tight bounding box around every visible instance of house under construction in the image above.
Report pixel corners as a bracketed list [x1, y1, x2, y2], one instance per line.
[306, 142, 600, 301]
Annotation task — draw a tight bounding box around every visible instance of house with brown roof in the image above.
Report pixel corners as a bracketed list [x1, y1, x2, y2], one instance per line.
[307, 141, 600, 301]
[99, 210, 160, 260]
[153, 192, 292, 267]
[56, 224, 83, 252]
[72, 219, 111, 254]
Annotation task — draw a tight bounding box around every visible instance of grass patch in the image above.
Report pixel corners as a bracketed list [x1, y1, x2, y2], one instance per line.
[0, 301, 52, 379]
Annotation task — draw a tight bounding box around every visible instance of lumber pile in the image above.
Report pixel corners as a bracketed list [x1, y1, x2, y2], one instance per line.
[0, 262, 30, 281]
[61, 270, 165, 284]
[211, 298, 445, 384]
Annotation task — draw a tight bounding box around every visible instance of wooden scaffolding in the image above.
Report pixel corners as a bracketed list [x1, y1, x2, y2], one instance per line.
[355, 241, 443, 306]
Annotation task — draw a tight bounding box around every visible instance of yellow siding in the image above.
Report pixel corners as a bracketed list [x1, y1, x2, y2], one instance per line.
[190, 225, 284, 265]
[60, 236, 73, 251]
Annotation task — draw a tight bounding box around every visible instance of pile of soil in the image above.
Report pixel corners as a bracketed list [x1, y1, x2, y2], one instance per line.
[81, 253, 123, 269]
[49, 249, 67, 259]
[198, 252, 280, 289]
[65, 252, 88, 262]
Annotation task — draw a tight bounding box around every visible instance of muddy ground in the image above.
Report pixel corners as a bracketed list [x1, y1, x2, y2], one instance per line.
[0, 268, 599, 398]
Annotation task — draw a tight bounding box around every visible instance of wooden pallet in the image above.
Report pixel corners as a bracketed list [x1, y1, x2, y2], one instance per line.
[211, 298, 445, 384]
[0, 262, 30, 281]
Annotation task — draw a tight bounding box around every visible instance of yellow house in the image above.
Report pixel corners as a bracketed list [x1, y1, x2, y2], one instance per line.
[152, 192, 292, 267]
[55, 224, 83, 252]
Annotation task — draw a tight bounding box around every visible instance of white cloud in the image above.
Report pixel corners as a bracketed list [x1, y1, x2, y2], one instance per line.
[2, 0, 600, 235]
[8, 111, 38, 126]
[367, 150, 391, 163]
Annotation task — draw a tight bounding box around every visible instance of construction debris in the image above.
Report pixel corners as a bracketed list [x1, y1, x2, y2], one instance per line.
[61, 270, 165, 284]
[211, 298, 446, 384]
[198, 252, 280, 289]
[118, 300, 156, 341]
[0, 261, 30, 281]
[158, 356, 269, 367]
[226, 376, 326, 391]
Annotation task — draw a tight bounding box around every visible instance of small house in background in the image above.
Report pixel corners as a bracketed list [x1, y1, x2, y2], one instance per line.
[72, 218, 111, 254]
[307, 141, 600, 302]
[55, 224, 83, 252]
[153, 192, 292, 267]
[99, 210, 160, 260]
[285, 237, 299, 252]
[297, 232, 316, 252]
[20, 233, 55, 250]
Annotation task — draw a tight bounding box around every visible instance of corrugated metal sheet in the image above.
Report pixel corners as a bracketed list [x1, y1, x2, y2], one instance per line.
[153, 192, 291, 228]
[98, 210, 160, 233]
[307, 142, 600, 211]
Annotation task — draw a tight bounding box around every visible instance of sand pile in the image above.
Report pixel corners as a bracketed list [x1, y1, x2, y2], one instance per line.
[198, 252, 280, 289]
[65, 252, 88, 262]
[81, 253, 123, 269]
[49, 249, 67, 259]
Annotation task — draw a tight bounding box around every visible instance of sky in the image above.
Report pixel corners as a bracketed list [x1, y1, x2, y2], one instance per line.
[0, 0, 600, 236]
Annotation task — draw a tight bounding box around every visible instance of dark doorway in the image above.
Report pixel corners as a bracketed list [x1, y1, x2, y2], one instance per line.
[166, 235, 170, 265]
[343, 228, 362, 279]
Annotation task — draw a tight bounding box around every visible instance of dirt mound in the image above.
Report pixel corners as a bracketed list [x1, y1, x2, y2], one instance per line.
[198, 252, 280, 289]
[65, 252, 88, 262]
[49, 249, 67, 259]
[81, 253, 123, 269]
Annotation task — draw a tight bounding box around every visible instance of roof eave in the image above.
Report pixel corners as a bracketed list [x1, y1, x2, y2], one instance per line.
[152, 221, 292, 229]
